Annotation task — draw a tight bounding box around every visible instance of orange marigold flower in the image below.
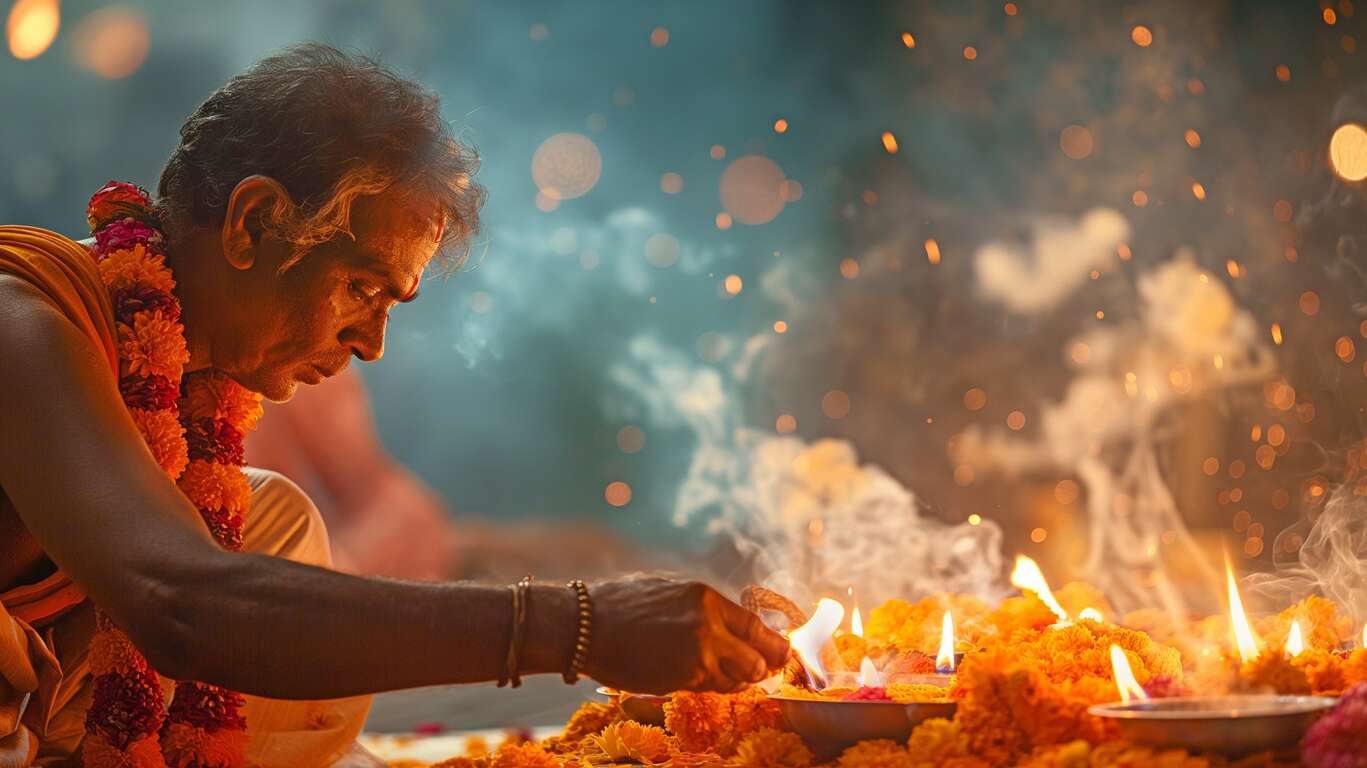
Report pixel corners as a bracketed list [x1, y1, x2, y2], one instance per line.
[429, 758, 489, 768]
[465, 735, 490, 756]
[129, 407, 189, 478]
[179, 460, 253, 515]
[1257, 596, 1353, 653]
[99, 244, 176, 295]
[665, 692, 732, 753]
[543, 702, 622, 753]
[117, 310, 189, 381]
[182, 371, 265, 429]
[1240, 653, 1311, 695]
[886, 683, 951, 703]
[834, 633, 868, 671]
[1344, 648, 1367, 688]
[836, 739, 914, 768]
[726, 728, 810, 768]
[725, 687, 784, 744]
[82, 732, 164, 768]
[161, 720, 248, 768]
[582, 721, 671, 764]
[905, 718, 972, 766]
[489, 742, 559, 768]
[1292, 648, 1347, 696]
[665, 752, 725, 768]
[89, 626, 146, 677]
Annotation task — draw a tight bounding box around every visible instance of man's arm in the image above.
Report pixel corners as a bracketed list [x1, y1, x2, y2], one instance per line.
[0, 276, 787, 698]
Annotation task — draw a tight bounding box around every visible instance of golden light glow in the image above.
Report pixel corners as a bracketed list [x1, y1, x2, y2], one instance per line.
[1109, 645, 1149, 704]
[1079, 607, 1105, 623]
[1192, 182, 1207, 200]
[1329, 123, 1367, 182]
[7, 0, 59, 60]
[604, 481, 632, 507]
[1185, 129, 1201, 148]
[1011, 554, 1069, 623]
[775, 413, 797, 434]
[1362, 623, 1366, 648]
[773, 118, 789, 134]
[968, 513, 982, 526]
[723, 274, 743, 295]
[532, 133, 602, 201]
[1285, 619, 1305, 658]
[1226, 560, 1262, 663]
[788, 598, 844, 689]
[719, 155, 787, 225]
[1271, 323, 1283, 345]
[1060, 125, 1094, 160]
[901, 31, 915, 48]
[936, 611, 955, 672]
[1131, 25, 1153, 47]
[858, 656, 883, 688]
[1276, 64, 1291, 82]
[925, 238, 941, 264]
[71, 5, 148, 79]
[882, 131, 899, 153]
[773, 320, 788, 334]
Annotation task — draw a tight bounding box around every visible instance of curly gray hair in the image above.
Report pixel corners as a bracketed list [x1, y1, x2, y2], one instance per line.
[157, 42, 484, 272]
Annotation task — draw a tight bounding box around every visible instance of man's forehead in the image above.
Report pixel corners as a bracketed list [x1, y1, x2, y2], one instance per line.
[349, 195, 441, 274]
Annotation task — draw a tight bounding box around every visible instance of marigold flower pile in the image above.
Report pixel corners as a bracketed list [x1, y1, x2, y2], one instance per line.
[404, 589, 1367, 768]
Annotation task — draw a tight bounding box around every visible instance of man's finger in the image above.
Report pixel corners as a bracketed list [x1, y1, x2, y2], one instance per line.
[721, 600, 791, 669]
[715, 630, 769, 684]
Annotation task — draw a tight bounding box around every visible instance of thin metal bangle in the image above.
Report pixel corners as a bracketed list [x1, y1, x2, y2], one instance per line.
[564, 579, 592, 685]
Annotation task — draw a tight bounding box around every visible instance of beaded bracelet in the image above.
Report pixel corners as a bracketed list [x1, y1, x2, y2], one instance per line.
[564, 579, 593, 684]
[500, 576, 532, 688]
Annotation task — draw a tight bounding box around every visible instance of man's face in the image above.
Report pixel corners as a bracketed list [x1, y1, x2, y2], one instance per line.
[217, 195, 439, 401]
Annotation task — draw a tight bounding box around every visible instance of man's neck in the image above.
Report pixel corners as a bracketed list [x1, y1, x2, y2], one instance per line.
[164, 231, 219, 374]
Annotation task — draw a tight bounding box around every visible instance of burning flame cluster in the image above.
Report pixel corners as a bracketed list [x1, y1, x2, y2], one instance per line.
[787, 589, 958, 691]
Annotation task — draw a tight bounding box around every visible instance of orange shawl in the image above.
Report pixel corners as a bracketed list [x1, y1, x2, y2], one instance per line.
[0, 225, 116, 766]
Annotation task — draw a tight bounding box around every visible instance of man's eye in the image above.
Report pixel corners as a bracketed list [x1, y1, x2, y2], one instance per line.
[348, 280, 381, 301]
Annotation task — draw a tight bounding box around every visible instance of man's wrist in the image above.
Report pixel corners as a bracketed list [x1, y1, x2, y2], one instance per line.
[522, 583, 577, 676]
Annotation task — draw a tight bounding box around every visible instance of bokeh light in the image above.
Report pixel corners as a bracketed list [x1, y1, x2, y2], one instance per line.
[822, 389, 851, 419]
[645, 233, 679, 268]
[616, 425, 645, 454]
[7, 0, 58, 60]
[1059, 125, 1094, 159]
[72, 6, 150, 79]
[718, 154, 787, 225]
[660, 172, 683, 194]
[531, 132, 602, 201]
[1329, 123, 1367, 181]
[604, 481, 632, 507]
[1130, 25, 1153, 46]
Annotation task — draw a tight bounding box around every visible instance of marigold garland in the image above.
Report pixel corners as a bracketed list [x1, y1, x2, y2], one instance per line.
[82, 181, 262, 768]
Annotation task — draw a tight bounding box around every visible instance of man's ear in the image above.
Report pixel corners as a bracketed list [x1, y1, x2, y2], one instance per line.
[221, 175, 291, 270]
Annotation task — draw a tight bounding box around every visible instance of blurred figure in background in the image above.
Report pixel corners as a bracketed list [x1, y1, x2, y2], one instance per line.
[247, 366, 651, 581]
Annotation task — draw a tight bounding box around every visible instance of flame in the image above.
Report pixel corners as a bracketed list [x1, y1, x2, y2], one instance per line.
[858, 656, 883, 687]
[1010, 554, 1069, 623]
[788, 598, 844, 689]
[1225, 560, 1262, 663]
[1078, 607, 1105, 623]
[936, 610, 956, 672]
[848, 586, 863, 637]
[7, 0, 59, 60]
[1109, 645, 1149, 704]
[1285, 620, 1305, 658]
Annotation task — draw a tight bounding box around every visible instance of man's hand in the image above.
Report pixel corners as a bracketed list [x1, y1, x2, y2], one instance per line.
[583, 578, 790, 695]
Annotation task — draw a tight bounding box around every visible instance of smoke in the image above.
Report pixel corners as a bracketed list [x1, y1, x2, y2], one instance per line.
[610, 332, 1005, 606]
[958, 214, 1277, 616]
[974, 208, 1131, 314]
[1245, 485, 1367, 626]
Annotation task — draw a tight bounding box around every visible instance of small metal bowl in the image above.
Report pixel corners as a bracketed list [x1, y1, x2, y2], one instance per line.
[596, 686, 668, 726]
[772, 696, 957, 759]
[1088, 695, 1338, 755]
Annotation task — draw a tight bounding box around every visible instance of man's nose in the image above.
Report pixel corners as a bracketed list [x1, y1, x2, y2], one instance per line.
[341, 314, 387, 362]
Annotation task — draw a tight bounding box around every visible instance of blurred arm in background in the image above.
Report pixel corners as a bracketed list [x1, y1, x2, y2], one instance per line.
[246, 366, 650, 582]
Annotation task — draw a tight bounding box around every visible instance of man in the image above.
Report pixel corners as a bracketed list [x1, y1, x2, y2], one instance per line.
[0, 44, 788, 767]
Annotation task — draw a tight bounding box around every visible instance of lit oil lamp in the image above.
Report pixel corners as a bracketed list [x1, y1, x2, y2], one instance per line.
[1285, 620, 1305, 658]
[1011, 554, 1070, 624]
[772, 597, 956, 757]
[1089, 562, 1336, 755]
